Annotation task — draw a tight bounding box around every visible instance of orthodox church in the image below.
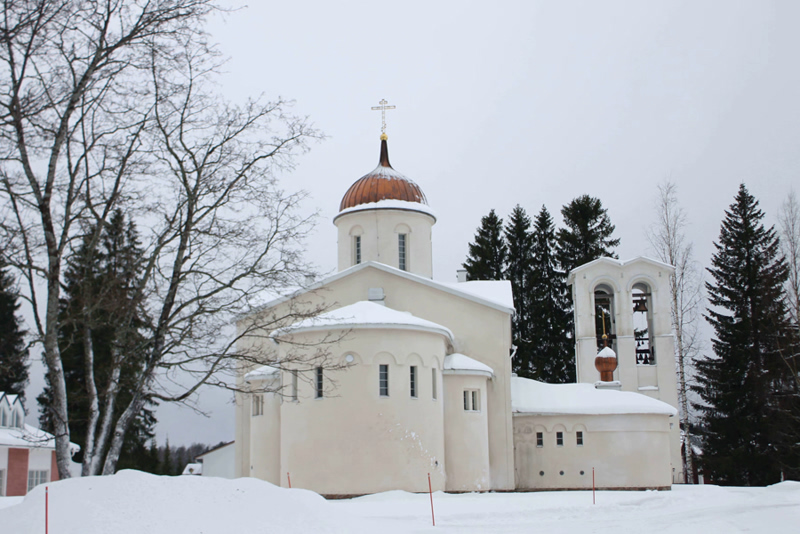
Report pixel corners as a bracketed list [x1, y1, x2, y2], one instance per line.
[233, 132, 681, 496]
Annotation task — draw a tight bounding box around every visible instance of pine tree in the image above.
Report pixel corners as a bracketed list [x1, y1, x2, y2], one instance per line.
[0, 257, 29, 399]
[692, 184, 791, 486]
[463, 209, 507, 280]
[503, 206, 535, 376]
[39, 210, 155, 472]
[556, 195, 620, 275]
[528, 206, 575, 382]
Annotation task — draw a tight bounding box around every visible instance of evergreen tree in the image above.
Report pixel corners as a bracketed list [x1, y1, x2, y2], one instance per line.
[504, 206, 535, 376]
[556, 195, 620, 275]
[0, 257, 29, 399]
[528, 206, 574, 382]
[692, 184, 792, 485]
[463, 209, 507, 280]
[39, 210, 155, 472]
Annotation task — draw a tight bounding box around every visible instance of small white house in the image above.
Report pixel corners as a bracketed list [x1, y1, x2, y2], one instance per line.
[1, 392, 79, 496]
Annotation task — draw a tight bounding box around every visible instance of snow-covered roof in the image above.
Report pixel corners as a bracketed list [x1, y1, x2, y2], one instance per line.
[511, 377, 678, 416]
[439, 280, 514, 310]
[182, 463, 203, 475]
[597, 347, 616, 358]
[0, 423, 81, 453]
[568, 256, 675, 282]
[273, 301, 455, 344]
[0, 392, 20, 406]
[335, 198, 437, 222]
[443, 353, 494, 377]
[244, 365, 280, 382]
[244, 261, 515, 319]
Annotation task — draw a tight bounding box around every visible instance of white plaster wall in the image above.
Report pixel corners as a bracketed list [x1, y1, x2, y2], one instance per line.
[334, 209, 435, 278]
[28, 448, 51, 472]
[514, 413, 673, 490]
[443, 374, 491, 491]
[249, 388, 281, 484]
[275, 328, 447, 495]
[200, 443, 236, 479]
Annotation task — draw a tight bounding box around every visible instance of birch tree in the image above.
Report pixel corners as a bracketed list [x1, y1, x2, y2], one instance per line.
[0, 1, 325, 476]
[647, 180, 702, 483]
[779, 190, 800, 328]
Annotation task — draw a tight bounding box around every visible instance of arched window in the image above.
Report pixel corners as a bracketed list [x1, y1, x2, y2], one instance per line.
[350, 226, 364, 266]
[632, 282, 656, 365]
[0, 408, 7, 427]
[594, 284, 616, 352]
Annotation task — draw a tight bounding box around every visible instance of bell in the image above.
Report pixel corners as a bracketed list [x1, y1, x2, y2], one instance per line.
[633, 299, 648, 313]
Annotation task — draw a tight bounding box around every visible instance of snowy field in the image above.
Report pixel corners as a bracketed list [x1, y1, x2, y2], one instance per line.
[0, 470, 797, 533]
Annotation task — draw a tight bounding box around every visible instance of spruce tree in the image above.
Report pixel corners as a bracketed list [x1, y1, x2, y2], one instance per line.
[692, 184, 791, 486]
[39, 210, 155, 471]
[0, 257, 29, 399]
[529, 206, 574, 382]
[503, 206, 534, 376]
[556, 195, 620, 275]
[463, 209, 507, 280]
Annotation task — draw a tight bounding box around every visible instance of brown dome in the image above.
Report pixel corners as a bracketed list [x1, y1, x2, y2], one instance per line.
[339, 138, 428, 211]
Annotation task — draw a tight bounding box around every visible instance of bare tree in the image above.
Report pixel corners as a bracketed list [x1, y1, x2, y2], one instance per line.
[779, 189, 800, 328]
[0, 1, 326, 477]
[647, 180, 703, 483]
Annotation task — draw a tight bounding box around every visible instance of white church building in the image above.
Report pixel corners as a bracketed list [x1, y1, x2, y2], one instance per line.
[234, 135, 681, 496]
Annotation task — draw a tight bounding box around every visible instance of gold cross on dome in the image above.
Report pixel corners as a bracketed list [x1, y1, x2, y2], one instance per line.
[371, 99, 396, 135]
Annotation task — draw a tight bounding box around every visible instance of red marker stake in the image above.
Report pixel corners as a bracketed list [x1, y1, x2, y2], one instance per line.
[592, 468, 596, 505]
[45, 486, 49, 534]
[428, 472, 435, 526]
[287, 472, 292, 489]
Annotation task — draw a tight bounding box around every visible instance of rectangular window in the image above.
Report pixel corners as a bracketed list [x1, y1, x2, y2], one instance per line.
[27, 470, 48, 492]
[251, 394, 264, 416]
[0, 469, 5, 497]
[431, 368, 437, 400]
[577, 431, 584, 446]
[315, 367, 324, 398]
[556, 431, 564, 447]
[536, 432, 544, 447]
[354, 235, 362, 265]
[464, 389, 480, 412]
[398, 234, 407, 271]
[379, 364, 389, 397]
[291, 370, 298, 402]
[410, 366, 417, 398]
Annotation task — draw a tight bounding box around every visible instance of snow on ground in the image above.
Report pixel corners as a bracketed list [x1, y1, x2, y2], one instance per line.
[0, 470, 396, 534]
[0, 471, 797, 533]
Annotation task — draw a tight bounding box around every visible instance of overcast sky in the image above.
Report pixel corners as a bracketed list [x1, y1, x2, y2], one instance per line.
[26, 1, 800, 446]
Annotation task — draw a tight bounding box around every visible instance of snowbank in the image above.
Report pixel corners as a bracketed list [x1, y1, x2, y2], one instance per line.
[0, 470, 395, 534]
[511, 376, 678, 416]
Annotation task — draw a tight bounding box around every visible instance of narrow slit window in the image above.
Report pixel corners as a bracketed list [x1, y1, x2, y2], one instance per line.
[315, 367, 324, 398]
[431, 368, 437, 400]
[410, 366, 417, 398]
[251, 394, 264, 416]
[536, 432, 544, 447]
[379, 364, 389, 397]
[576, 431, 584, 446]
[464, 389, 480, 412]
[354, 235, 362, 265]
[556, 432, 564, 447]
[291, 370, 298, 401]
[398, 234, 407, 271]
